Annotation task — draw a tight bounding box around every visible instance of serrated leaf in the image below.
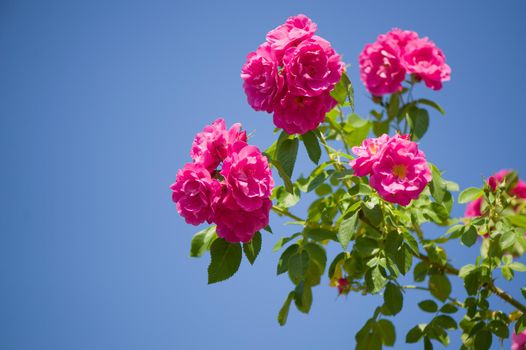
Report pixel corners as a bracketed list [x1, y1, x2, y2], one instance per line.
[288, 250, 309, 284]
[429, 274, 451, 302]
[406, 324, 425, 343]
[273, 232, 301, 252]
[440, 304, 458, 314]
[338, 211, 358, 250]
[509, 262, 526, 272]
[378, 319, 396, 346]
[207, 238, 242, 284]
[276, 132, 299, 178]
[407, 107, 429, 141]
[418, 300, 438, 313]
[383, 283, 403, 315]
[433, 315, 457, 330]
[416, 98, 445, 115]
[294, 282, 313, 313]
[277, 244, 298, 275]
[474, 329, 492, 350]
[301, 131, 321, 165]
[243, 231, 261, 265]
[461, 225, 477, 247]
[277, 291, 294, 326]
[459, 187, 483, 204]
[190, 226, 217, 257]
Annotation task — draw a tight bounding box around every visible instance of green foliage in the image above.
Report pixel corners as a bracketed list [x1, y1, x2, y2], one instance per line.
[458, 187, 483, 204]
[301, 131, 321, 165]
[243, 231, 261, 265]
[208, 238, 242, 284]
[190, 226, 217, 257]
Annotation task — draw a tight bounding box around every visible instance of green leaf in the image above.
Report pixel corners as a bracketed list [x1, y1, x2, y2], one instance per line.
[273, 232, 301, 252]
[366, 266, 386, 293]
[521, 287, 526, 300]
[407, 107, 429, 141]
[361, 202, 383, 227]
[243, 231, 262, 265]
[461, 226, 478, 247]
[502, 266, 513, 280]
[440, 304, 458, 314]
[303, 243, 326, 286]
[388, 93, 399, 119]
[458, 264, 477, 279]
[207, 238, 242, 284]
[509, 262, 526, 272]
[433, 315, 457, 330]
[301, 131, 321, 165]
[424, 337, 433, 350]
[277, 292, 294, 326]
[190, 226, 217, 257]
[458, 187, 483, 204]
[277, 244, 299, 275]
[338, 211, 359, 250]
[378, 319, 396, 346]
[331, 72, 353, 108]
[416, 99, 445, 115]
[394, 244, 413, 275]
[474, 329, 492, 350]
[406, 324, 425, 343]
[509, 215, 526, 228]
[274, 185, 300, 209]
[383, 283, 403, 315]
[429, 274, 451, 302]
[418, 300, 438, 313]
[267, 156, 294, 194]
[293, 282, 313, 313]
[515, 314, 526, 334]
[276, 132, 299, 178]
[348, 113, 369, 128]
[288, 250, 309, 284]
[488, 320, 509, 339]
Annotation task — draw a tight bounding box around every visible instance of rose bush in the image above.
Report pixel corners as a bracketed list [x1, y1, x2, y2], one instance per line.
[172, 15, 526, 350]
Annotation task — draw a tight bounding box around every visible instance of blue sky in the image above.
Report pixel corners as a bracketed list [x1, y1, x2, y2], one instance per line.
[1, 1, 525, 349]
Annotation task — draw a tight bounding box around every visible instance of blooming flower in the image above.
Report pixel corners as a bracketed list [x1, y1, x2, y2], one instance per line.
[512, 330, 526, 350]
[402, 37, 451, 90]
[359, 38, 406, 96]
[241, 43, 285, 113]
[368, 134, 432, 206]
[283, 36, 344, 97]
[170, 163, 221, 225]
[266, 14, 317, 62]
[190, 118, 247, 172]
[378, 28, 418, 53]
[349, 134, 390, 176]
[221, 141, 274, 212]
[465, 197, 483, 218]
[273, 90, 336, 135]
[214, 194, 272, 243]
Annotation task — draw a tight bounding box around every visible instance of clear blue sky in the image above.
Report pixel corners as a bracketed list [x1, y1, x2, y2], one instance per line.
[1, 1, 525, 349]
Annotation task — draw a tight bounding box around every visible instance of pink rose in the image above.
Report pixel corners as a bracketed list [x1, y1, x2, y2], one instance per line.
[283, 36, 344, 97]
[359, 38, 406, 96]
[369, 134, 432, 206]
[512, 330, 526, 350]
[378, 28, 418, 53]
[170, 163, 222, 225]
[465, 197, 483, 217]
[214, 193, 272, 243]
[273, 90, 336, 135]
[241, 43, 285, 113]
[266, 14, 317, 62]
[221, 141, 274, 212]
[190, 118, 247, 171]
[350, 134, 390, 176]
[486, 169, 526, 198]
[402, 37, 451, 90]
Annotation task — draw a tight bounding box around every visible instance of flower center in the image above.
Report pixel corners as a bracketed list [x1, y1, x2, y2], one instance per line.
[294, 96, 305, 107]
[392, 164, 407, 179]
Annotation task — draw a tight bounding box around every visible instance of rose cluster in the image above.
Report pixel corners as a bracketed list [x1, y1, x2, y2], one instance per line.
[241, 14, 345, 135]
[465, 169, 526, 218]
[359, 28, 451, 96]
[170, 119, 274, 243]
[350, 134, 431, 206]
